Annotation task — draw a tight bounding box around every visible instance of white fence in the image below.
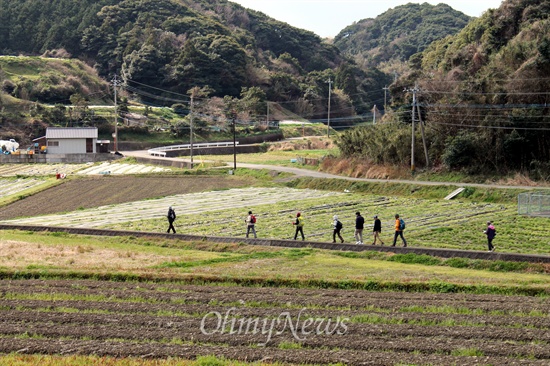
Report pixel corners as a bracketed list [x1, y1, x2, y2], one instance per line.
[147, 141, 239, 157]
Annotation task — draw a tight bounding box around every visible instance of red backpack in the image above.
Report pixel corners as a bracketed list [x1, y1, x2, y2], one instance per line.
[250, 215, 256, 224]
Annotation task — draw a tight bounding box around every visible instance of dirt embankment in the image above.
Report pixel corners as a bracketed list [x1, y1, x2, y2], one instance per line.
[0, 176, 250, 220]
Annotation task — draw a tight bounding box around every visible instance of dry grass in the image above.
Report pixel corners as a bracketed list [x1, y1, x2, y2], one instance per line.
[493, 173, 548, 187]
[321, 157, 408, 179]
[0, 240, 187, 271]
[268, 137, 335, 152]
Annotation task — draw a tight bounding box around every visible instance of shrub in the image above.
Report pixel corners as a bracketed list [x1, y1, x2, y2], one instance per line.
[488, 260, 529, 272]
[388, 253, 441, 266]
[445, 257, 470, 268]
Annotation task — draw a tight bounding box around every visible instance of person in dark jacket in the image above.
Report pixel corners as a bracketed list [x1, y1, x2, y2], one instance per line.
[484, 221, 496, 252]
[354, 212, 365, 245]
[372, 215, 384, 245]
[167, 206, 176, 234]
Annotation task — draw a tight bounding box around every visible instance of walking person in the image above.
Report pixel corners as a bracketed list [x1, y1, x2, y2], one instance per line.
[332, 215, 344, 243]
[293, 212, 305, 241]
[354, 212, 365, 245]
[245, 210, 257, 238]
[372, 215, 384, 245]
[166, 206, 176, 234]
[484, 221, 496, 252]
[392, 214, 407, 247]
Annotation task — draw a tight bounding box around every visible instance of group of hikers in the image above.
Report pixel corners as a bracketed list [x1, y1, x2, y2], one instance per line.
[330, 211, 406, 247]
[166, 207, 497, 251]
[247, 210, 409, 245]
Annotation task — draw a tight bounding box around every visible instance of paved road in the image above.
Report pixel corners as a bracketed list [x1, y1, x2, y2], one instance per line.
[121, 150, 550, 191]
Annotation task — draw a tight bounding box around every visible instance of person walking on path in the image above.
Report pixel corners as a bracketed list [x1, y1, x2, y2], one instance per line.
[332, 215, 344, 243]
[372, 215, 384, 245]
[354, 212, 365, 245]
[166, 206, 176, 234]
[293, 212, 305, 241]
[245, 210, 257, 238]
[392, 214, 407, 247]
[484, 221, 496, 252]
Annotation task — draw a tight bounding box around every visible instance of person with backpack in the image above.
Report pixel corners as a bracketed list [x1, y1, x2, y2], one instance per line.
[245, 210, 257, 238]
[484, 221, 496, 252]
[392, 214, 407, 247]
[332, 215, 344, 243]
[354, 212, 365, 245]
[293, 212, 305, 241]
[166, 206, 176, 234]
[372, 215, 384, 245]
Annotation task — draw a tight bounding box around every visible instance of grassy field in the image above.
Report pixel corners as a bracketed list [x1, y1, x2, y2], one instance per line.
[195, 149, 337, 167]
[1, 230, 549, 293]
[1, 167, 549, 255]
[94, 187, 549, 255]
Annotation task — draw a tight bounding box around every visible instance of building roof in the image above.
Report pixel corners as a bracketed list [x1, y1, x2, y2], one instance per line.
[46, 127, 98, 139]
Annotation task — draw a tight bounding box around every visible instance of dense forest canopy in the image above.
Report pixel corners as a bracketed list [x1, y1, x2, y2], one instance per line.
[334, 3, 471, 70]
[338, 0, 550, 178]
[0, 0, 390, 117]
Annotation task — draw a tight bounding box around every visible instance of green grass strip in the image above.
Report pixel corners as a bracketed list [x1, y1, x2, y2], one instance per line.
[0, 269, 548, 297]
[157, 248, 313, 268]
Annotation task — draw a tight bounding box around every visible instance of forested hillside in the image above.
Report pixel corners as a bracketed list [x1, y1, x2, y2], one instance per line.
[339, 0, 550, 178]
[0, 0, 390, 117]
[334, 3, 471, 70]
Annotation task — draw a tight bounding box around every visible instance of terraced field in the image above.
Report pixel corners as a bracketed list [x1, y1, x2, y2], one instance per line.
[0, 162, 171, 177]
[0, 279, 549, 365]
[3, 183, 546, 254]
[0, 178, 49, 198]
[0, 187, 342, 228]
[0, 163, 89, 176]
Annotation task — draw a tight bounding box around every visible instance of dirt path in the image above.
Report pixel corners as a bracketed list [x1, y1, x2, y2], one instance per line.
[122, 150, 550, 191]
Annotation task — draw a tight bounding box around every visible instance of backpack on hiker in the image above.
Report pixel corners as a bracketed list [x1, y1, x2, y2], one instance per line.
[250, 215, 256, 224]
[399, 218, 406, 230]
[336, 220, 343, 230]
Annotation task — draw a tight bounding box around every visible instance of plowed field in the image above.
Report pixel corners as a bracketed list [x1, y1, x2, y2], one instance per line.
[0, 279, 548, 365]
[0, 176, 250, 220]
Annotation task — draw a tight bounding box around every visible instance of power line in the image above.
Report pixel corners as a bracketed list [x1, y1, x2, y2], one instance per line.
[428, 121, 550, 131]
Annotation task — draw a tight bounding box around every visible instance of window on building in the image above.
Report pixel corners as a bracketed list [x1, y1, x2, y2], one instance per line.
[47, 141, 59, 147]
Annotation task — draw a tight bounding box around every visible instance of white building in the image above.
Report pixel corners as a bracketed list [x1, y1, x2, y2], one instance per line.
[45, 127, 98, 154]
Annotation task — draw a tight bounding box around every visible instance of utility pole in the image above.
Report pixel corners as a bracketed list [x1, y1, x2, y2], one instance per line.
[405, 83, 420, 175]
[266, 101, 269, 126]
[189, 91, 195, 169]
[383, 86, 389, 111]
[372, 105, 376, 125]
[417, 101, 430, 168]
[404, 83, 430, 173]
[232, 112, 237, 170]
[326, 78, 332, 137]
[112, 74, 121, 152]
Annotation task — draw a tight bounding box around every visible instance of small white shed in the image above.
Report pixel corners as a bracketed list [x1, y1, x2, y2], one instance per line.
[45, 127, 98, 154]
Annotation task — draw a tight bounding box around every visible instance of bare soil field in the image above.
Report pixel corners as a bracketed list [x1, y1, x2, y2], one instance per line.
[0, 176, 250, 220]
[0, 279, 549, 365]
